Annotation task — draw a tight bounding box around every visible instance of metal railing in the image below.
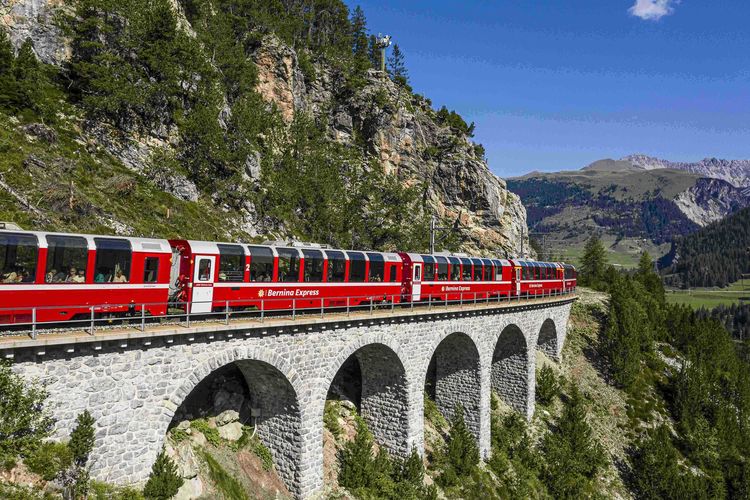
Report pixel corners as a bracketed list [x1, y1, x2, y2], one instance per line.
[0, 288, 576, 340]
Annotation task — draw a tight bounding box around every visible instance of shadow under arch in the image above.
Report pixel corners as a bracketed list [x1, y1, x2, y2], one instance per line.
[492, 324, 530, 416]
[326, 342, 410, 456]
[424, 331, 482, 442]
[537, 318, 558, 360]
[165, 350, 303, 496]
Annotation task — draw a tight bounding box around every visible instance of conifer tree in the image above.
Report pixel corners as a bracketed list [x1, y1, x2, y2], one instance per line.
[65, 410, 96, 499]
[388, 43, 409, 87]
[338, 416, 378, 490]
[143, 449, 183, 499]
[439, 405, 479, 486]
[579, 235, 608, 288]
[542, 383, 605, 498]
[0, 30, 13, 75]
[349, 6, 370, 74]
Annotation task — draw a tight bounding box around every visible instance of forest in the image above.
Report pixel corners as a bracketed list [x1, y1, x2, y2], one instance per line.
[663, 207, 750, 288]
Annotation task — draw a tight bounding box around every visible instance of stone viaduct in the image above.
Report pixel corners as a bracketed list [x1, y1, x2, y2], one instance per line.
[1, 297, 574, 498]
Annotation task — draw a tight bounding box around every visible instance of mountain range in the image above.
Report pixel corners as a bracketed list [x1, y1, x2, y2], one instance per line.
[508, 155, 750, 265]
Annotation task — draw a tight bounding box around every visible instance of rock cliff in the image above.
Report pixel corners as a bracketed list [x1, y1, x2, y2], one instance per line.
[0, 0, 529, 257]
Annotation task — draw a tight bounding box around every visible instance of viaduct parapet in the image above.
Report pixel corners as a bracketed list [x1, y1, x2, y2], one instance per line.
[2, 298, 574, 498]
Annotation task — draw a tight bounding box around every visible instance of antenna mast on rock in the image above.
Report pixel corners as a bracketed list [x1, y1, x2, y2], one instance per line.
[376, 34, 392, 75]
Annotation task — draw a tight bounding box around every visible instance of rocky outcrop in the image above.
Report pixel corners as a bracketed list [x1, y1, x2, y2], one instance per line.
[251, 36, 529, 255]
[1, 0, 69, 64]
[673, 177, 750, 226]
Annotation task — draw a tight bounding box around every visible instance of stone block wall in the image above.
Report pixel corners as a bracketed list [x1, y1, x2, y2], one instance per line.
[5, 300, 573, 498]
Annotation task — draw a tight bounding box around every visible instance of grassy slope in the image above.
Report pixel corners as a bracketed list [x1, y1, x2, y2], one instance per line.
[0, 112, 248, 241]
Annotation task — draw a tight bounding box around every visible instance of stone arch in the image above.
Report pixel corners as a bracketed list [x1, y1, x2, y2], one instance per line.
[537, 318, 558, 360]
[492, 324, 531, 418]
[325, 339, 411, 456]
[165, 347, 304, 496]
[425, 332, 482, 443]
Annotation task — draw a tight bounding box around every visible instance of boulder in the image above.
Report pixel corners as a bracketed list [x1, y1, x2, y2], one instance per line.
[173, 477, 203, 500]
[216, 410, 240, 427]
[165, 440, 199, 479]
[176, 420, 191, 432]
[190, 431, 207, 447]
[217, 421, 243, 442]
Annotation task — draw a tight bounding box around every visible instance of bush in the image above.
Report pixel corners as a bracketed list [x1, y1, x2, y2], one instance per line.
[191, 419, 221, 446]
[143, 449, 183, 500]
[24, 441, 72, 481]
[324, 400, 343, 439]
[438, 405, 479, 487]
[0, 360, 54, 470]
[536, 365, 560, 406]
[90, 481, 145, 500]
[200, 450, 247, 500]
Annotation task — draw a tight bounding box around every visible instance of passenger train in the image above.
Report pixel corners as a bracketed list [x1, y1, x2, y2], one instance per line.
[0, 228, 576, 325]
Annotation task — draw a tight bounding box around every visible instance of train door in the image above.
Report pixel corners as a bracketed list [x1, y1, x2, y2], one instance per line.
[412, 263, 422, 301]
[191, 256, 215, 313]
[515, 267, 521, 296]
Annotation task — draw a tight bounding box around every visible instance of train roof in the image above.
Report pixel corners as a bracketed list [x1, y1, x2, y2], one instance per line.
[177, 239, 402, 262]
[0, 228, 171, 253]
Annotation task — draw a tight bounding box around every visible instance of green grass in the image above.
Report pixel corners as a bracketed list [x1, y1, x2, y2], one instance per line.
[665, 280, 750, 309]
[199, 450, 249, 500]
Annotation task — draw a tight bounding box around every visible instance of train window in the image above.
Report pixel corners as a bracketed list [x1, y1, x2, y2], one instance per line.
[367, 253, 385, 282]
[46, 235, 88, 283]
[421, 255, 435, 281]
[248, 246, 274, 282]
[347, 252, 366, 282]
[482, 260, 493, 281]
[493, 260, 504, 280]
[277, 248, 300, 282]
[461, 258, 473, 280]
[217, 244, 244, 282]
[198, 259, 212, 281]
[326, 251, 346, 282]
[94, 238, 131, 283]
[143, 257, 159, 283]
[0, 232, 37, 284]
[303, 249, 324, 282]
[436, 256, 448, 281]
[389, 265, 397, 282]
[449, 257, 461, 280]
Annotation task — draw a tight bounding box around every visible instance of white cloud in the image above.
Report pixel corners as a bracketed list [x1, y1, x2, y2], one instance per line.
[628, 0, 679, 21]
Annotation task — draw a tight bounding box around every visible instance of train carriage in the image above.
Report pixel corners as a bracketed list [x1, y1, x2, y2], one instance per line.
[0, 229, 172, 324]
[398, 252, 515, 302]
[510, 259, 566, 297]
[169, 240, 405, 314]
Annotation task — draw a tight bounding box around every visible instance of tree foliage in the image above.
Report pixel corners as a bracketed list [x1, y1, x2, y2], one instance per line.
[579, 234, 608, 288]
[438, 405, 480, 487]
[0, 361, 54, 470]
[143, 449, 184, 500]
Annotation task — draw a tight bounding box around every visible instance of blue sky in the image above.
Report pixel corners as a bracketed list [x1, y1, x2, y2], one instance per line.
[345, 1, 750, 177]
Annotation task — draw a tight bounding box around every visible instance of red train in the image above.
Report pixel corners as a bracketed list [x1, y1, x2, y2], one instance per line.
[0, 228, 576, 325]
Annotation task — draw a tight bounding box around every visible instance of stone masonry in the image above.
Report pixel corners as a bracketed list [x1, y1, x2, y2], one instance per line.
[4, 299, 573, 498]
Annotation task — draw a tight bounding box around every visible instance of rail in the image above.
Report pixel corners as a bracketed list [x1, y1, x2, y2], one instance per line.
[0, 288, 576, 341]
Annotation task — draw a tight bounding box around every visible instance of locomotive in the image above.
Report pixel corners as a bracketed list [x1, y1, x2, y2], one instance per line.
[0, 228, 576, 325]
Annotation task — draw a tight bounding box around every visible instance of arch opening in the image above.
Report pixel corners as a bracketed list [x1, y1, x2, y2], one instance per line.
[169, 359, 301, 495]
[537, 318, 558, 360]
[492, 325, 530, 416]
[425, 332, 482, 443]
[327, 343, 409, 455]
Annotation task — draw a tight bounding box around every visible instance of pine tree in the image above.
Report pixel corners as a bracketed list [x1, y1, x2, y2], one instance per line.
[69, 410, 95, 467]
[536, 365, 560, 405]
[0, 30, 13, 75]
[143, 449, 184, 499]
[579, 235, 608, 288]
[349, 6, 370, 74]
[542, 383, 605, 498]
[439, 405, 479, 486]
[388, 43, 409, 87]
[338, 416, 378, 490]
[398, 447, 424, 487]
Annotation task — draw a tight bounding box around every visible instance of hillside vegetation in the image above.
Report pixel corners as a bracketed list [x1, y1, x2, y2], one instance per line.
[0, 0, 528, 254]
[662, 207, 750, 288]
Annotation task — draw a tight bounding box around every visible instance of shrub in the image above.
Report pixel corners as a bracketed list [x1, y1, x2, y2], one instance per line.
[438, 405, 479, 487]
[68, 410, 95, 467]
[324, 400, 343, 439]
[190, 419, 221, 446]
[24, 441, 72, 481]
[536, 365, 560, 406]
[143, 449, 183, 500]
[90, 481, 145, 500]
[250, 436, 274, 472]
[0, 360, 54, 470]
